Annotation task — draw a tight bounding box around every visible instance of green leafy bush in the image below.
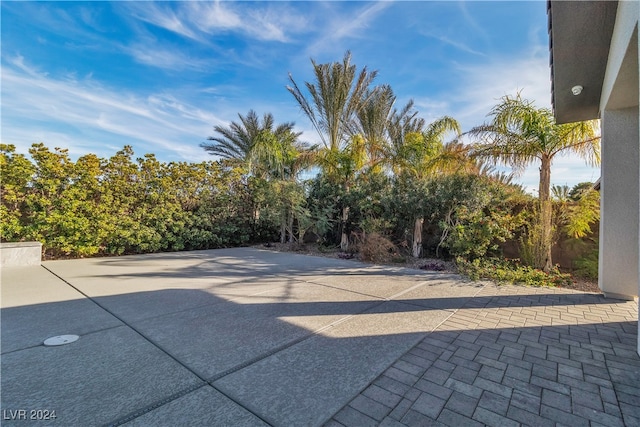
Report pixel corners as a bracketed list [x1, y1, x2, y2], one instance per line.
[456, 257, 573, 287]
[1, 144, 280, 258]
[423, 174, 529, 259]
[573, 248, 598, 280]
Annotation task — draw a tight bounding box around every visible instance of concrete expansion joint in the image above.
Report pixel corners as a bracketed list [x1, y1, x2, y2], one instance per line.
[1, 342, 49, 356]
[300, 277, 388, 301]
[208, 299, 389, 383]
[387, 281, 434, 301]
[209, 386, 276, 427]
[106, 382, 207, 426]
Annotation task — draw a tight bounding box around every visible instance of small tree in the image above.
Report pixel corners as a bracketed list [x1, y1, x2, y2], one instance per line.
[288, 51, 377, 250]
[470, 94, 600, 271]
[390, 117, 464, 257]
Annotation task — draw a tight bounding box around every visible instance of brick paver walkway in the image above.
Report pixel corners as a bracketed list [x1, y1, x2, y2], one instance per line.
[328, 284, 640, 426]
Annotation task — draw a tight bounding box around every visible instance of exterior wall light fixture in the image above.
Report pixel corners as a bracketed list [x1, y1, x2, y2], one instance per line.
[571, 85, 583, 95]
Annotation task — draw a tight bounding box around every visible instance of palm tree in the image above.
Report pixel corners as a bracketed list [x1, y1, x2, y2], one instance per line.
[202, 110, 306, 230]
[391, 116, 463, 257]
[470, 93, 600, 271]
[354, 84, 397, 171]
[287, 51, 377, 153]
[287, 51, 377, 250]
[201, 110, 299, 179]
[257, 131, 314, 243]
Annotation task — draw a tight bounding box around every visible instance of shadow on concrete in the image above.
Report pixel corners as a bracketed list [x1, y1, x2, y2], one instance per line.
[2, 249, 637, 426]
[2, 282, 434, 426]
[67, 248, 454, 280]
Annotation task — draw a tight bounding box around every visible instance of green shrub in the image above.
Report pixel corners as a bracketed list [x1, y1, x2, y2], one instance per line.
[456, 257, 573, 287]
[573, 249, 598, 280]
[2, 144, 282, 258]
[422, 174, 529, 259]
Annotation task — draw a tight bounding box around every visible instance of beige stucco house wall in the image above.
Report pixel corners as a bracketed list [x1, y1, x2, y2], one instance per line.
[549, 0, 639, 354]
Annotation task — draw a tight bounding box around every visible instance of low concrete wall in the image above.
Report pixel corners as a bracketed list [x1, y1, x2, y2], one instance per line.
[1, 242, 42, 267]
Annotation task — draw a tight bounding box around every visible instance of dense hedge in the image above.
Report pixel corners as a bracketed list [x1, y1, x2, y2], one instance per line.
[2, 143, 595, 270]
[1, 143, 280, 258]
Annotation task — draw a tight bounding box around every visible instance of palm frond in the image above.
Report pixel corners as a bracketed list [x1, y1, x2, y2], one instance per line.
[287, 51, 377, 154]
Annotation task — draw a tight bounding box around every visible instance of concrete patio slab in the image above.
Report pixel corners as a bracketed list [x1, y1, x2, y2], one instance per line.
[213, 300, 454, 426]
[43, 251, 282, 293]
[123, 386, 268, 427]
[218, 248, 367, 275]
[393, 279, 485, 310]
[303, 272, 433, 299]
[2, 248, 638, 427]
[130, 282, 383, 380]
[1, 267, 122, 353]
[42, 255, 305, 322]
[42, 248, 380, 322]
[68, 276, 302, 324]
[1, 325, 203, 426]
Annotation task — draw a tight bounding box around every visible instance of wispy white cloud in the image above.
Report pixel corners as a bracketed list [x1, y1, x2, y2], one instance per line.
[125, 42, 211, 71]
[1, 56, 226, 162]
[305, 1, 393, 57]
[121, 1, 309, 44]
[184, 2, 253, 39]
[422, 32, 487, 57]
[123, 2, 200, 41]
[9, 54, 45, 77]
[457, 1, 491, 46]
[411, 44, 599, 192]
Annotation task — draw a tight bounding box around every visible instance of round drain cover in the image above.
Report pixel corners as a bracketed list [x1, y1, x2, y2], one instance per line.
[44, 335, 79, 346]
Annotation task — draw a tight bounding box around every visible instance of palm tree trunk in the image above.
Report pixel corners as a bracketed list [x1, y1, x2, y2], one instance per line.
[412, 217, 423, 258]
[539, 154, 553, 272]
[288, 211, 294, 243]
[280, 216, 287, 244]
[340, 205, 350, 251]
[280, 201, 287, 243]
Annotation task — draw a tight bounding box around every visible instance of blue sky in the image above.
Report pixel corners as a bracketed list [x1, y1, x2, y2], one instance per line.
[1, 1, 600, 192]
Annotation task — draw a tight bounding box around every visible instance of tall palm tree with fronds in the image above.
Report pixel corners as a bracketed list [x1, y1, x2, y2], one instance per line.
[287, 51, 377, 250]
[470, 93, 600, 271]
[249, 128, 314, 243]
[390, 116, 464, 257]
[287, 51, 377, 153]
[202, 110, 307, 232]
[201, 110, 299, 179]
[354, 84, 397, 171]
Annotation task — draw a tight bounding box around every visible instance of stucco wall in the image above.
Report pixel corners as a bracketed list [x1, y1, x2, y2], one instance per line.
[599, 107, 639, 299]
